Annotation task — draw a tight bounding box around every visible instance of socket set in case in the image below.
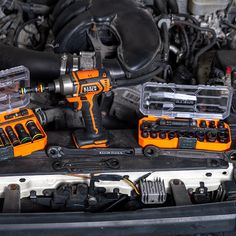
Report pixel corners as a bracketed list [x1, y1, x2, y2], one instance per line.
[139, 117, 231, 151]
[0, 66, 47, 159]
[0, 108, 47, 158]
[138, 83, 233, 152]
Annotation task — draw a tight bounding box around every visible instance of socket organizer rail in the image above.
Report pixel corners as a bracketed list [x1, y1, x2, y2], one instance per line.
[0, 108, 47, 159]
[138, 83, 233, 152]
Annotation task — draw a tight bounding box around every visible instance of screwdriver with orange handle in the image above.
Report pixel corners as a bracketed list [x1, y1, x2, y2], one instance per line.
[20, 69, 113, 148]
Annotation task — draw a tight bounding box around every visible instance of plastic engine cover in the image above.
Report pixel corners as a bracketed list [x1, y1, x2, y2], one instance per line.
[52, 0, 162, 75]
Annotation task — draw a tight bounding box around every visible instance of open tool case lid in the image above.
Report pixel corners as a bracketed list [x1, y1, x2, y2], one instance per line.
[140, 82, 233, 120]
[0, 66, 30, 112]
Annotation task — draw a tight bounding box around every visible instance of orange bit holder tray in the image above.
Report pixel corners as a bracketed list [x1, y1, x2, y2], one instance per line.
[139, 116, 232, 152]
[0, 108, 47, 157]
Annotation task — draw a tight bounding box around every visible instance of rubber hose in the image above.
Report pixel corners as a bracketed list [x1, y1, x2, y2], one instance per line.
[167, 0, 179, 13]
[0, 43, 61, 82]
[173, 21, 217, 73]
[222, 20, 236, 30]
[115, 66, 165, 87]
[161, 22, 169, 62]
[154, 0, 167, 14]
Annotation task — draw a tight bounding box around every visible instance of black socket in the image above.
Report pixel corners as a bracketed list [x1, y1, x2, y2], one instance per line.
[218, 120, 225, 129]
[196, 131, 205, 142]
[186, 132, 195, 138]
[159, 131, 167, 139]
[5, 126, 20, 146]
[206, 131, 217, 142]
[217, 130, 229, 143]
[199, 120, 207, 128]
[15, 124, 31, 144]
[140, 121, 150, 131]
[0, 128, 11, 146]
[150, 132, 158, 139]
[209, 121, 216, 129]
[141, 131, 149, 138]
[168, 131, 176, 140]
[178, 131, 185, 137]
[150, 122, 158, 132]
[26, 120, 43, 141]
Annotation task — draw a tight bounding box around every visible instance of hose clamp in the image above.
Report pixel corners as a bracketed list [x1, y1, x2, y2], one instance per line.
[79, 51, 96, 70]
[34, 108, 47, 126]
[60, 53, 68, 75]
[158, 18, 171, 29]
[72, 54, 79, 71]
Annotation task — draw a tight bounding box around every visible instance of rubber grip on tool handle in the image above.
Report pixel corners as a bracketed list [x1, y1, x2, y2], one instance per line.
[81, 94, 104, 137]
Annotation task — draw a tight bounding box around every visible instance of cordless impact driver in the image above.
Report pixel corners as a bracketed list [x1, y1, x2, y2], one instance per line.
[20, 69, 112, 148]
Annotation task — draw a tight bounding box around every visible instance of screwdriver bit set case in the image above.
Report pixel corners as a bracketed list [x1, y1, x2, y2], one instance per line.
[139, 83, 233, 151]
[0, 66, 47, 158]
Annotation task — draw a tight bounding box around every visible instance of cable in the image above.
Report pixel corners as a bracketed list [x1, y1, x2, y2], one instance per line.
[115, 65, 165, 87]
[173, 13, 200, 25]
[103, 195, 128, 212]
[173, 20, 217, 72]
[175, 24, 190, 60]
[123, 177, 140, 195]
[13, 18, 41, 47]
[173, 14, 201, 63]
[225, 0, 234, 15]
[221, 20, 236, 31]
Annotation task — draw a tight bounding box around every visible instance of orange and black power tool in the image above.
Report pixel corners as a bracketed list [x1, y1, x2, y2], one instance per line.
[20, 69, 112, 148]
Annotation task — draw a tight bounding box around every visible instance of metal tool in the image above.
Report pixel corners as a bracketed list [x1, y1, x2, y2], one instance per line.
[5, 126, 20, 146]
[52, 158, 120, 171]
[0, 128, 11, 146]
[26, 120, 43, 141]
[20, 69, 112, 148]
[47, 145, 139, 159]
[15, 124, 31, 144]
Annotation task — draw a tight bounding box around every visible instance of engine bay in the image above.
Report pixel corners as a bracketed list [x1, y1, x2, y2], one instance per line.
[0, 0, 236, 215]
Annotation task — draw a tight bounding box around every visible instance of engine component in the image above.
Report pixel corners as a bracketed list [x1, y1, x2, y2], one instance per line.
[109, 86, 141, 123]
[189, 0, 230, 15]
[192, 182, 211, 204]
[0, 44, 61, 81]
[30, 183, 90, 210]
[140, 178, 166, 204]
[29, 175, 131, 212]
[215, 50, 236, 71]
[217, 181, 236, 201]
[170, 179, 192, 206]
[2, 184, 21, 213]
[52, 0, 162, 79]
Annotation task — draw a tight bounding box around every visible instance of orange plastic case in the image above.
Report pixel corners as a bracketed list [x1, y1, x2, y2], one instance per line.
[139, 116, 231, 152]
[0, 108, 47, 157]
